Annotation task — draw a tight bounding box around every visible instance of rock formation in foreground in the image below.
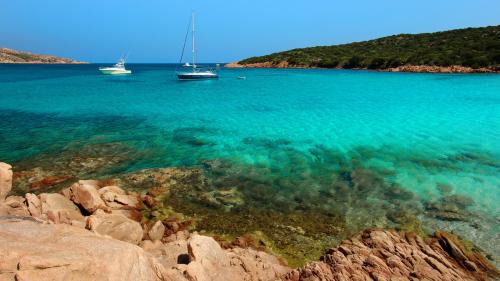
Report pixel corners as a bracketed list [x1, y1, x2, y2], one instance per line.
[0, 162, 498, 281]
[283, 229, 499, 281]
[0, 48, 86, 64]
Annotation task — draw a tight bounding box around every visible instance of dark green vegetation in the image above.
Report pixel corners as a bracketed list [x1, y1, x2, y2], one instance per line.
[240, 25, 500, 69]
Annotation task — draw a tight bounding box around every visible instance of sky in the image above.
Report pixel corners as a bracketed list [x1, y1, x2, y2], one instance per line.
[1, 0, 499, 63]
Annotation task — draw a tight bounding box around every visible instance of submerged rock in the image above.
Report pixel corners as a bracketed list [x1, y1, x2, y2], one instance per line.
[199, 187, 245, 211]
[12, 142, 136, 194]
[442, 194, 475, 209]
[425, 194, 475, 222]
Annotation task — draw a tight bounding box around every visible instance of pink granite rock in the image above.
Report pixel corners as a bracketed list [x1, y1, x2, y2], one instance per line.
[87, 212, 143, 245]
[148, 220, 165, 241]
[0, 162, 13, 201]
[282, 229, 499, 281]
[0, 217, 167, 281]
[69, 180, 107, 213]
[39, 193, 85, 224]
[25, 193, 42, 218]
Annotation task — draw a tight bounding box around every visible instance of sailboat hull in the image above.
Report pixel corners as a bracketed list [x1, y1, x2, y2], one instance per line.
[177, 72, 218, 80]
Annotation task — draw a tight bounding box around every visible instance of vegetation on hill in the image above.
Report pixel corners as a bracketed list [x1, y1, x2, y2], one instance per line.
[0, 48, 85, 64]
[239, 25, 500, 70]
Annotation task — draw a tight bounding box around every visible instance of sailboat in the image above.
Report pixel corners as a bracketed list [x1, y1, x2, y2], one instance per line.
[177, 13, 218, 80]
[99, 58, 131, 75]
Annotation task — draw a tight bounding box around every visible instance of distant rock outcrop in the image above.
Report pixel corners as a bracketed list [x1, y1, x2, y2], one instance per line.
[0, 48, 86, 64]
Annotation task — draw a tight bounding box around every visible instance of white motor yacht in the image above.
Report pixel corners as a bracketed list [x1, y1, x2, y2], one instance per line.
[99, 58, 131, 75]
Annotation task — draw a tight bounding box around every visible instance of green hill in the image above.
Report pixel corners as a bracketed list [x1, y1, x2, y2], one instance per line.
[237, 25, 500, 70]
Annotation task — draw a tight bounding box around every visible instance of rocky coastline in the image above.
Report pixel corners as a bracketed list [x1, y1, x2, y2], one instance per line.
[1, 161, 499, 280]
[224, 62, 499, 73]
[0, 48, 86, 64]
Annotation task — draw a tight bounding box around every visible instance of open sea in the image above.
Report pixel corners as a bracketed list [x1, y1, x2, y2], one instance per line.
[0, 64, 499, 265]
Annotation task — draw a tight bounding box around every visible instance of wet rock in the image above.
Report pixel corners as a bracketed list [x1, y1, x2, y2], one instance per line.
[118, 167, 207, 193]
[436, 183, 453, 194]
[12, 143, 135, 193]
[435, 231, 499, 277]
[425, 195, 474, 222]
[143, 194, 157, 208]
[442, 194, 475, 209]
[39, 193, 85, 224]
[148, 220, 165, 241]
[0, 217, 167, 281]
[87, 212, 143, 245]
[384, 184, 414, 201]
[199, 188, 244, 211]
[28, 175, 73, 191]
[0, 162, 13, 201]
[282, 229, 499, 281]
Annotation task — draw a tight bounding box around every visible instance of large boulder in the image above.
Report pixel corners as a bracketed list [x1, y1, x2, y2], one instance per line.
[148, 220, 166, 241]
[69, 181, 107, 213]
[87, 212, 143, 245]
[25, 193, 42, 218]
[1, 196, 30, 216]
[39, 193, 85, 224]
[0, 217, 167, 281]
[98, 185, 143, 221]
[185, 234, 289, 281]
[0, 162, 13, 201]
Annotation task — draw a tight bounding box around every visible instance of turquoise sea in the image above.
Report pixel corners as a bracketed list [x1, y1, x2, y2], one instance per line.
[0, 64, 499, 264]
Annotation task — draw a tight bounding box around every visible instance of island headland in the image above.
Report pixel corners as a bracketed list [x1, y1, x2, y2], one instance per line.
[226, 25, 500, 73]
[0, 48, 86, 64]
[1, 162, 499, 280]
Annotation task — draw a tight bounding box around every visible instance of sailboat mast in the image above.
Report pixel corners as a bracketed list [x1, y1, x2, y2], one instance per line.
[192, 12, 195, 70]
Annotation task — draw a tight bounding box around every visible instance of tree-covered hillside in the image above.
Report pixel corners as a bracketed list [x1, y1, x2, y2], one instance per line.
[239, 25, 500, 69]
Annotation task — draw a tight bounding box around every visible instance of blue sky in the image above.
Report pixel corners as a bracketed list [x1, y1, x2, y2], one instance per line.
[1, 0, 499, 63]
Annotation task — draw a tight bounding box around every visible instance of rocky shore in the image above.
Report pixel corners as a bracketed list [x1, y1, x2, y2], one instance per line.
[1, 162, 498, 280]
[0, 48, 86, 64]
[224, 62, 499, 73]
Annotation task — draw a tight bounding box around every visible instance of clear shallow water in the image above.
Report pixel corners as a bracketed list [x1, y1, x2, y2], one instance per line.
[0, 64, 499, 263]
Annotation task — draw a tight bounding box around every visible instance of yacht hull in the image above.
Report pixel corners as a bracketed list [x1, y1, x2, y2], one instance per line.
[99, 68, 132, 75]
[177, 72, 218, 80]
